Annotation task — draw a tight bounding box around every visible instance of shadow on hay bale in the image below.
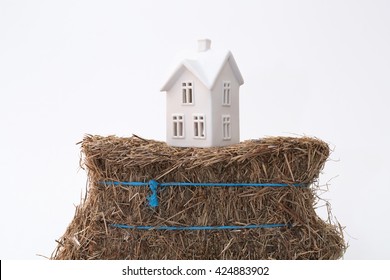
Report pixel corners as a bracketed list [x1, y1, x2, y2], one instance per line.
[52, 135, 346, 260]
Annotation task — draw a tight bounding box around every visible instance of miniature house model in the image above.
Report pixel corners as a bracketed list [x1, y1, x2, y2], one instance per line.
[161, 39, 244, 147]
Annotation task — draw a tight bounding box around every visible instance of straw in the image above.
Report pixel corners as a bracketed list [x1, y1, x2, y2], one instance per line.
[51, 135, 345, 260]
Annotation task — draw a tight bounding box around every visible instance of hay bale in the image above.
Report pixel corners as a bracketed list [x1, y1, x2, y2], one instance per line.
[52, 135, 346, 260]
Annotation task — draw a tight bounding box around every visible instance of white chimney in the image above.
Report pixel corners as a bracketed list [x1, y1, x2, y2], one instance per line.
[198, 39, 211, 52]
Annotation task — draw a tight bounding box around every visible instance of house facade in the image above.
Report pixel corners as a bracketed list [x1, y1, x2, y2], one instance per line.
[161, 39, 244, 147]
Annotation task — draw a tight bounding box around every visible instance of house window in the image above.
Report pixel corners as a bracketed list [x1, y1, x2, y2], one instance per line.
[172, 114, 184, 138]
[193, 114, 205, 139]
[182, 82, 193, 104]
[222, 81, 231, 106]
[222, 115, 231, 140]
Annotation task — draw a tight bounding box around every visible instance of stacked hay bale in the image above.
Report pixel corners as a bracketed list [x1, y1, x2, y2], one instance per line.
[52, 135, 345, 259]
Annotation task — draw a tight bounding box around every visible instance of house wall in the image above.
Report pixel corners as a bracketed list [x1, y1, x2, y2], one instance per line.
[166, 68, 213, 147]
[210, 59, 240, 146]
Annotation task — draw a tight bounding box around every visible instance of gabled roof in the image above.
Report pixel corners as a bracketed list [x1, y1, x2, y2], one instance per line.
[160, 48, 244, 91]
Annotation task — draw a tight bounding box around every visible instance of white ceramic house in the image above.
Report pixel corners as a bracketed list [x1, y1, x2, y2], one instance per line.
[161, 39, 244, 147]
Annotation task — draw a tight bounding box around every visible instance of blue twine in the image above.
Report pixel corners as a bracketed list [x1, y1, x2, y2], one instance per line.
[109, 223, 288, 231]
[100, 180, 306, 208]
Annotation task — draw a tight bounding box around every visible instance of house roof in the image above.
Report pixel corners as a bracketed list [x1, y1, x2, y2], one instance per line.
[160, 48, 244, 91]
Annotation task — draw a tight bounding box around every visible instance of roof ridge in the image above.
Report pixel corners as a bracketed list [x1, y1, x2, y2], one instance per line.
[161, 48, 243, 91]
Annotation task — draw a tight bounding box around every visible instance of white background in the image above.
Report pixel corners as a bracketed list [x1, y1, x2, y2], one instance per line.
[1, 0, 389, 260]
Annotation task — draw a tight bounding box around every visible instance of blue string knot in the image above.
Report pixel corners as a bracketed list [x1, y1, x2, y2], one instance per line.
[147, 180, 159, 208]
